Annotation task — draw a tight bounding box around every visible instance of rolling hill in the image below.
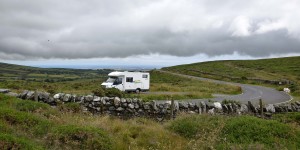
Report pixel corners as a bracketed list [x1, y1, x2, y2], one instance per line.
[163, 56, 300, 96]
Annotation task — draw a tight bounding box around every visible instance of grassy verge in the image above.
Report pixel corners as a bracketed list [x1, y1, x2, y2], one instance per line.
[133, 70, 241, 101]
[1, 94, 300, 149]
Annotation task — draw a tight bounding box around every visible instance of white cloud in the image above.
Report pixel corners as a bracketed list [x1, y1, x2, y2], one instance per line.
[229, 16, 252, 37]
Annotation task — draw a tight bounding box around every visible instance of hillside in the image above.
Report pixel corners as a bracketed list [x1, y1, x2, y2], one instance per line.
[1, 94, 300, 149]
[0, 62, 241, 100]
[0, 62, 111, 82]
[163, 56, 300, 96]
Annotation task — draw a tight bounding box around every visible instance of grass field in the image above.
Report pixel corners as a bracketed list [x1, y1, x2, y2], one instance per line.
[0, 62, 241, 100]
[1, 94, 299, 149]
[163, 56, 300, 97]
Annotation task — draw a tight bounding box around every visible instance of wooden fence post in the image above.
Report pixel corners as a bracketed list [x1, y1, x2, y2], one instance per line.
[170, 96, 174, 119]
[259, 99, 263, 117]
[34, 89, 38, 101]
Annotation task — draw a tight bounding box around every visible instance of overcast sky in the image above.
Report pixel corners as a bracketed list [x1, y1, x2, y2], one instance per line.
[1, 0, 300, 68]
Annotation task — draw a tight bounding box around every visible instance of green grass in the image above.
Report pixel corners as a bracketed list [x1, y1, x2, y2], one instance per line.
[135, 70, 241, 101]
[163, 56, 300, 96]
[220, 116, 300, 149]
[1, 94, 300, 149]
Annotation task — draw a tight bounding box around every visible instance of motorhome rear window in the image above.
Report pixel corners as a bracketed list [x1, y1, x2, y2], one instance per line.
[126, 77, 133, 82]
[142, 74, 148, 78]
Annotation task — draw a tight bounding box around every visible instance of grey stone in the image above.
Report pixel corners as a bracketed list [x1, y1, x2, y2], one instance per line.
[144, 102, 150, 110]
[200, 101, 206, 113]
[0, 89, 10, 93]
[116, 107, 125, 111]
[188, 102, 195, 108]
[240, 104, 248, 113]
[134, 103, 139, 109]
[39, 92, 50, 101]
[214, 102, 222, 110]
[227, 104, 233, 113]
[248, 101, 257, 113]
[20, 90, 29, 99]
[5, 92, 19, 97]
[53, 93, 61, 99]
[25, 91, 35, 100]
[206, 102, 215, 109]
[179, 102, 188, 109]
[85, 95, 93, 102]
[109, 106, 116, 111]
[222, 104, 228, 113]
[132, 98, 138, 103]
[128, 103, 134, 109]
[93, 96, 101, 102]
[121, 98, 127, 103]
[126, 98, 132, 103]
[63, 94, 71, 102]
[121, 103, 127, 107]
[295, 101, 300, 106]
[151, 101, 158, 111]
[208, 108, 215, 115]
[114, 97, 121, 106]
[266, 104, 275, 113]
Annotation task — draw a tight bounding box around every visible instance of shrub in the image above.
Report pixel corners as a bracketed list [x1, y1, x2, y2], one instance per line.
[219, 116, 300, 149]
[0, 133, 43, 150]
[0, 108, 52, 136]
[105, 88, 124, 98]
[58, 103, 81, 113]
[48, 125, 112, 150]
[92, 87, 105, 97]
[168, 115, 226, 139]
[15, 100, 50, 112]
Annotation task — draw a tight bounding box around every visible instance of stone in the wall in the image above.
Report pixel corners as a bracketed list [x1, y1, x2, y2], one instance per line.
[63, 94, 71, 102]
[5, 92, 19, 97]
[208, 108, 215, 115]
[0, 89, 10, 93]
[240, 104, 248, 113]
[19, 90, 29, 99]
[200, 101, 206, 113]
[25, 91, 35, 100]
[114, 97, 121, 106]
[128, 103, 134, 109]
[247, 101, 257, 113]
[265, 104, 275, 113]
[222, 104, 228, 113]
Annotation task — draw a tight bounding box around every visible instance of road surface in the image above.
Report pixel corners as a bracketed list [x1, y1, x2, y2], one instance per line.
[158, 70, 292, 104]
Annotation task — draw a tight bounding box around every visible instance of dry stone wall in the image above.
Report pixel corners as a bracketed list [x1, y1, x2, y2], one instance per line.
[1, 89, 300, 120]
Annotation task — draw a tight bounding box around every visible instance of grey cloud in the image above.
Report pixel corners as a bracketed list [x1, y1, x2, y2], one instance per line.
[0, 0, 300, 60]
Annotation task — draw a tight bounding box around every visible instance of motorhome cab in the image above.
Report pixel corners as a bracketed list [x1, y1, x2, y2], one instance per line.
[101, 71, 150, 93]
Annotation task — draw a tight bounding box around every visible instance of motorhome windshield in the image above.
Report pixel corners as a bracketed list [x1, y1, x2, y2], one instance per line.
[106, 77, 118, 83]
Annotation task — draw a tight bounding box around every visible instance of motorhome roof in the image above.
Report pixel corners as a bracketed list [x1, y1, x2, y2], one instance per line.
[108, 71, 148, 76]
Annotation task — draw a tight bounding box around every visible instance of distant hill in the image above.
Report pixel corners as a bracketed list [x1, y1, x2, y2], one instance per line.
[0, 62, 112, 81]
[163, 56, 300, 95]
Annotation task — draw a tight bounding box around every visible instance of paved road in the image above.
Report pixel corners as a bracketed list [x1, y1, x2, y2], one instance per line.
[159, 70, 292, 104]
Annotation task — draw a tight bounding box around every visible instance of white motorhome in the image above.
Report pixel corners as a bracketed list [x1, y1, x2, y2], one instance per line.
[101, 71, 150, 93]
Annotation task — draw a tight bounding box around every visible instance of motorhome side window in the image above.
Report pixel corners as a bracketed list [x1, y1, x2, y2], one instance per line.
[126, 77, 133, 82]
[142, 74, 148, 78]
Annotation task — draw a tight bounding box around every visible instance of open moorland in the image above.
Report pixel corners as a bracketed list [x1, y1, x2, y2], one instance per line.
[0, 62, 241, 101]
[163, 56, 300, 101]
[1, 94, 300, 149]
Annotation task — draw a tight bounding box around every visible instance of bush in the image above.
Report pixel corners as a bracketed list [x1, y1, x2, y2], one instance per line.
[0, 133, 43, 150]
[92, 87, 105, 97]
[58, 103, 81, 113]
[0, 108, 52, 136]
[105, 88, 124, 98]
[15, 101, 50, 112]
[48, 125, 112, 150]
[219, 116, 300, 149]
[168, 115, 226, 139]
